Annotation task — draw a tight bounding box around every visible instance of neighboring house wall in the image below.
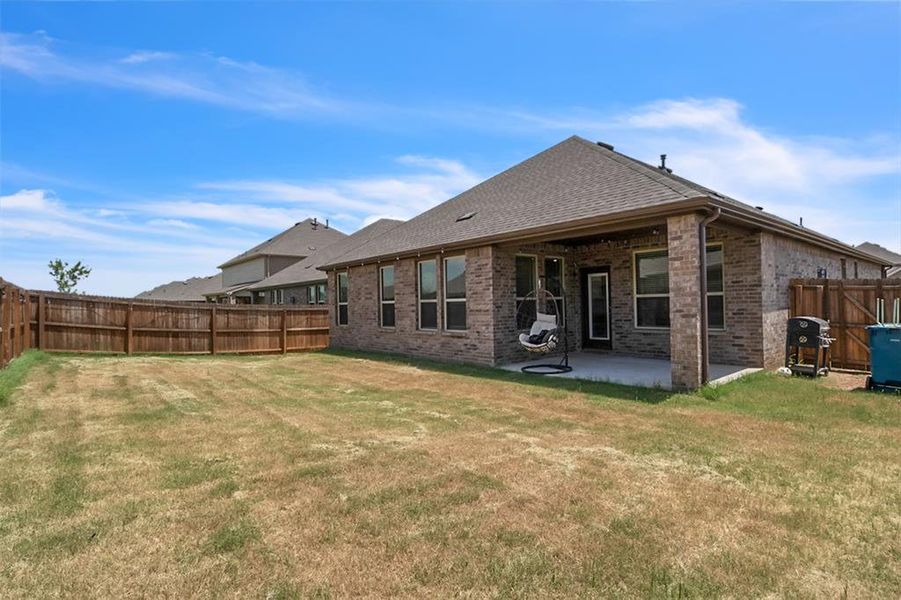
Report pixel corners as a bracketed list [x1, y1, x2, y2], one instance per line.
[268, 255, 305, 276]
[270, 283, 327, 306]
[222, 257, 267, 287]
[759, 233, 882, 369]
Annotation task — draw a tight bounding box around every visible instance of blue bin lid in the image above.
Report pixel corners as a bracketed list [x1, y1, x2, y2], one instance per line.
[867, 324, 901, 331]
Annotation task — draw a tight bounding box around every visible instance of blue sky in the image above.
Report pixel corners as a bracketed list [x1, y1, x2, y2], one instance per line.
[1, 2, 899, 296]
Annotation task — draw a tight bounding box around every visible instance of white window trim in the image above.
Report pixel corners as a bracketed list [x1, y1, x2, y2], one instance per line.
[633, 247, 670, 330]
[514, 254, 538, 328]
[706, 242, 726, 332]
[336, 271, 349, 326]
[632, 244, 726, 330]
[317, 283, 326, 305]
[443, 255, 467, 332]
[379, 265, 396, 329]
[417, 259, 438, 331]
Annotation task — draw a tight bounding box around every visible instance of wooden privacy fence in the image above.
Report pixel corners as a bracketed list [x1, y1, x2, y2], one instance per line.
[1, 280, 330, 362]
[790, 278, 901, 371]
[1, 279, 32, 368]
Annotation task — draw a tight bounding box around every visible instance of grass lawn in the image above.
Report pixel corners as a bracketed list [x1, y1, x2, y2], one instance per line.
[0, 350, 899, 598]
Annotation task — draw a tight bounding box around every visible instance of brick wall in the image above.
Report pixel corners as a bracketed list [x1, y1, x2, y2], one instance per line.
[491, 242, 575, 365]
[666, 214, 705, 389]
[759, 233, 883, 369]
[326, 222, 882, 377]
[328, 246, 497, 365]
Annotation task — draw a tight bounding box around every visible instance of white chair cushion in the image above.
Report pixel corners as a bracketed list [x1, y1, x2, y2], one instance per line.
[529, 312, 557, 336]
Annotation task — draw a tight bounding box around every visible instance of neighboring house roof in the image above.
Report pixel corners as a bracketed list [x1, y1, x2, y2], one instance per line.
[135, 274, 222, 302]
[248, 219, 404, 291]
[218, 218, 347, 269]
[322, 136, 888, 269]
[856, 242, 901, 277]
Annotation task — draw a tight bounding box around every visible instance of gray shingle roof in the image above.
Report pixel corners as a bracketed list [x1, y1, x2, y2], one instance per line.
[856, 242, 901, 277]
[322, 136, 885, 269]
[135, 274, 222, 302]
[322, 136, 702, 268]
[219, 218, 347, 269]
[856, 242, 901, 265]
[248, 219, 404, 290]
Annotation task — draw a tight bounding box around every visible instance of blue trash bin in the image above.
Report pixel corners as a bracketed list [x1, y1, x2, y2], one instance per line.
[866, 324, 901, 392]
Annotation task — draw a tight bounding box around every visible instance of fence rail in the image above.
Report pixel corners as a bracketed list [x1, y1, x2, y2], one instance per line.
[1, 279, 329, 363]
[790, 278, 901, 371]
[1, 279, 32, 368]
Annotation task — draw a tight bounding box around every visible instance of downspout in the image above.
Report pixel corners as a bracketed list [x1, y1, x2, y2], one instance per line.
[698, 207, 721, 385]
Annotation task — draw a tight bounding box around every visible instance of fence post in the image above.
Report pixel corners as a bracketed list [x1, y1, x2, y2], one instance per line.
[210, 306, 218, 355]
[38, 293, 46, 350]
[23, 293, 31, 351]
[125, 303, 134, 355]
[281, 309, 288, 354]
[12, 288, 21, 358]
[1, 284, 8, 366]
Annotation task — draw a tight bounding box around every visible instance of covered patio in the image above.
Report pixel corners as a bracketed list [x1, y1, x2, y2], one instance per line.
[501, 352, 759, 389]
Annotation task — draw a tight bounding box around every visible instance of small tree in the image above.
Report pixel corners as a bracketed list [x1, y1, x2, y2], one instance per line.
[48, 259, 92, 293]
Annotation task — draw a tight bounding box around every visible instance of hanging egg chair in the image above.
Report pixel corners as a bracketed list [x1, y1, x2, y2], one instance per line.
[514, 287, 572, 374]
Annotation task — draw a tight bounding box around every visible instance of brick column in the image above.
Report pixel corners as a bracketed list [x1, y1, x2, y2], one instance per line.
[667, 213, 705, 390]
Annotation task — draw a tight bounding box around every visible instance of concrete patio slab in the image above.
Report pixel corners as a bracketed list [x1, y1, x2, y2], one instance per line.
[500, 352, 760, 389]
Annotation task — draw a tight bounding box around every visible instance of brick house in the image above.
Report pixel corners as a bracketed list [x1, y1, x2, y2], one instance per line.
[246, 219, 403, 305]
[320, 137, 886, 389]
[204, 218, 346, 304]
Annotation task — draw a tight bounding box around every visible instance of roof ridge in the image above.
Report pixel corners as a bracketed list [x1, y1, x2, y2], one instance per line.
[573, 136, 698, 201]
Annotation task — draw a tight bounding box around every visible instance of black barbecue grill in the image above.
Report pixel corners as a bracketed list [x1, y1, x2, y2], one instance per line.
[785, 316, 833, 377]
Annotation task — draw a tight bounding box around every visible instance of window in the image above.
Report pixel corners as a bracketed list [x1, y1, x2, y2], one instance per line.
[379, 266, 395, 328]
[269, 289, 284, 304]
[306, 286, 316, 305]
[544, 257, 565, 322]
[706, 244, 725, 330]
[444, 256, 467, 330]
[634, 249, 670, 328]
[336, 272, 348, 325]
[418, 260, 438, 330]
[634, 245, 725, 329]
[317, 283, 326, 304]
[515, 255, 537, 329]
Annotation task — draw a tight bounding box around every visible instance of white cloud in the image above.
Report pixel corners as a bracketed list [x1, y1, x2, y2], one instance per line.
[498, 98, 900, 249]
[0, 187, 253, 295]
[140, 200, 305, 228]
[0, 31, 350, 118]
[0, 188, 61, 211]
[146, 218, 198, 230]
[118, 50, 176, 64]
[197, 155, 481, 228]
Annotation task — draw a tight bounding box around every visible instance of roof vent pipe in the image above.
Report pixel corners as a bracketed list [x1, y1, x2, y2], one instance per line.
[658, 154, 673, 174]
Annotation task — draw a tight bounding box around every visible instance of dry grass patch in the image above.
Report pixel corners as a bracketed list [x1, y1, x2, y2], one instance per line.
[0, 350, 898, 598]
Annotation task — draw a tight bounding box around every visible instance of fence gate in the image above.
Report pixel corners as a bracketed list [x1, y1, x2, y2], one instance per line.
[790, 278, 901, 371]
